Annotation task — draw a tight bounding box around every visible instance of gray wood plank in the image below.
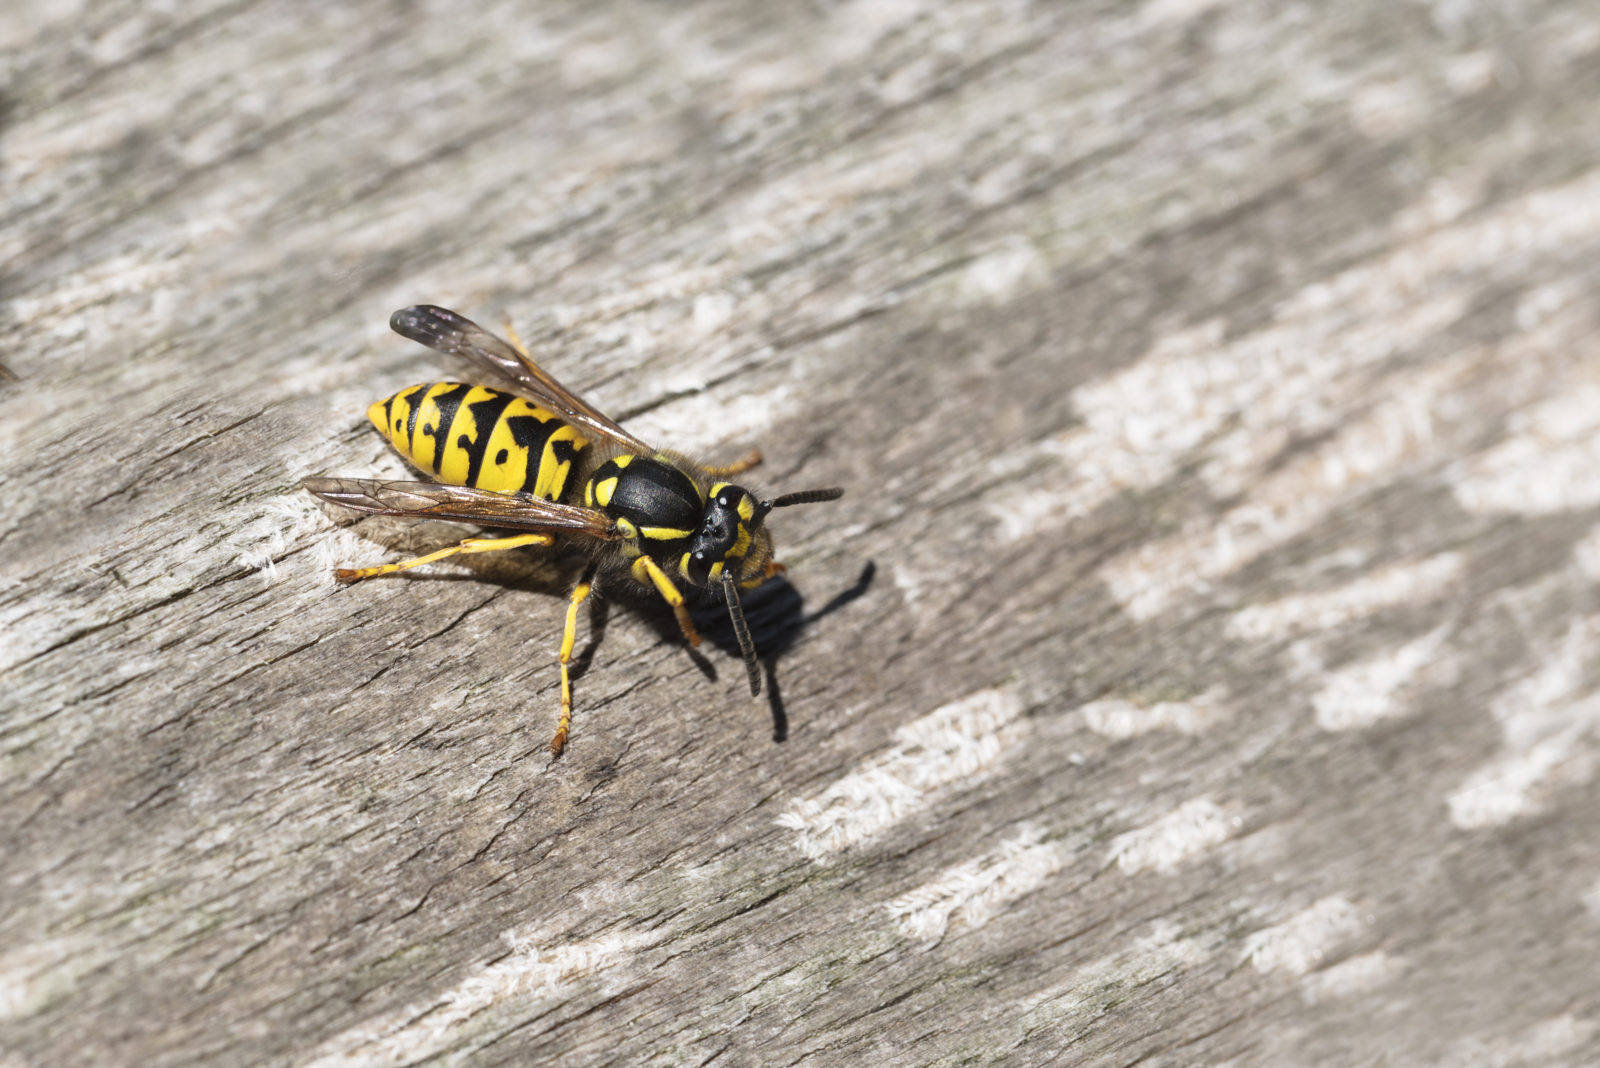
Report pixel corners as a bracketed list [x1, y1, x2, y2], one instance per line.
[5, 1, 1600, 1064]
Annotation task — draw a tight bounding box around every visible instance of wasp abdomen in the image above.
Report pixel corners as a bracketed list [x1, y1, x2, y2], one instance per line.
[368, 382, 588, 501]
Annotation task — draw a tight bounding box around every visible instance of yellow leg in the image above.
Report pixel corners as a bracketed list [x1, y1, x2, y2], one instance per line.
[552, 566, 597, 756]
[334, 533, 552, 583]
[703, 448, 763, 477]
[631, 555, 701, 647]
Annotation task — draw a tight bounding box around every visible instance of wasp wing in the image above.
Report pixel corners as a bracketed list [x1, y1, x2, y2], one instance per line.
[305, 477, 620, 538]
[389, 305, 656, 456]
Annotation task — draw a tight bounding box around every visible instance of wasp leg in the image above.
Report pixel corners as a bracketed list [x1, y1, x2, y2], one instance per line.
[503, 316, 532, 359]
[552, 563, 599, 756]
[631, 555, 702, 647]
[702, 448, 763, 477]
[333, 533, 553, 582]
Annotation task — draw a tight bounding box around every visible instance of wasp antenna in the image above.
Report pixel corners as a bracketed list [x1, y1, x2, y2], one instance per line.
[764, 487, 845, 512]
[723, 572, 762, 698]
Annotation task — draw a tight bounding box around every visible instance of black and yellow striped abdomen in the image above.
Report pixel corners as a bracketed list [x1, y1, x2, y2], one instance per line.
[368, 382, 589, 500]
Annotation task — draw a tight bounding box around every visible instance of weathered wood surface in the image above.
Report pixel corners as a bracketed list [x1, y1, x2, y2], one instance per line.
[5, 1, 1600, 1064]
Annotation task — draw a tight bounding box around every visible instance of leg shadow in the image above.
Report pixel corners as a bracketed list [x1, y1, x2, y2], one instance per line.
[688, 560, 876, 742]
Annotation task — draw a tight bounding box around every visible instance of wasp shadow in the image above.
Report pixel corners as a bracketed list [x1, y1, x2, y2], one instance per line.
[685, 560, 876, 742]
[544, 561, 875, 743]
[320, 517, 616, 701]
[317, 508, 875, 742]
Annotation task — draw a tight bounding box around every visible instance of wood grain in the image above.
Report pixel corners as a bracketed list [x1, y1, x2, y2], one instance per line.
[5, 1, 1600, 1064]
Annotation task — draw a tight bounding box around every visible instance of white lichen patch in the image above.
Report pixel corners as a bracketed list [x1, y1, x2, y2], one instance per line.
[1312, 625, 1454, 732]
[1107, 797, 1235, 876]
[1228, 553, 1463, 642]
[1298, 949, 1404, 1004]
[1448, 618, 1600, 829]
[1452, 382, 1600, 516]
[625, 379, 793, 459]
[1583, 876, 1600, 922]
[1079, 689, 1229, 739]
[992, 169, 1600, 566]
[301, 927, 651, 1068]
[1573, 523, 1600, 582]
[777, 688, 1025, 862]
[1021, 921, 1208, 1030]
[1448, 728, 1598, 831]
[1241, 896, 1365, 977]
[884, 823, 1066, 942]
[0, 939, 94, 1021]
[232, 491, 342, 587]
[957, 239, 1049, 305]
[1103, 356, 1464, 620]
[1429, 1014, 1599, 1068]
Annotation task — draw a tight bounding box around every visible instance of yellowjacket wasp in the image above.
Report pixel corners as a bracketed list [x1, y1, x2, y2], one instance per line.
[306, 306, 842, 755]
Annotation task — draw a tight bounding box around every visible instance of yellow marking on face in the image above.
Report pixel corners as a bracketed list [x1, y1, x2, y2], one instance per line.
[679, 552, 693, 578]
[731, 526, 751, 560]
[709, 561, 724, 582]
[737, 496, 755, 523]
[709, 481, 729, 498]
[640, 526, 693, 541]
[594, 476, 618, 508]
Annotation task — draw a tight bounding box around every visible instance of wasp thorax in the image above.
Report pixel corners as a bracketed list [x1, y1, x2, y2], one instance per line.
[586, 455, 701, 530]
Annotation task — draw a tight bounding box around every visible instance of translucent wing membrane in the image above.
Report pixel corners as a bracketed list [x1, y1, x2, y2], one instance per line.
[389, 305, 655, 456]
[304, 477, 620, 538]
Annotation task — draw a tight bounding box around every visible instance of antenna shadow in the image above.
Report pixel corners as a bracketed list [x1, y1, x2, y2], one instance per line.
[688, 560, 876, 742]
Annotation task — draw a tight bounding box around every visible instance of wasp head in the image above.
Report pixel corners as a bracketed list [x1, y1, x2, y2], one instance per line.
[687, 482, 844, 698]
[683, 483, 845, 589]
[684, 482, 766, 588]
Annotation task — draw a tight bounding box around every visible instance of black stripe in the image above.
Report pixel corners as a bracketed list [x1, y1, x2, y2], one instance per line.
[427, 383, 474, 475]
[400, 385, 427, 451]
[506, 412, 558, 497]
[383, 392, 396, 436]
[549, 437, 585, 504]
[462, 388, 516, 488]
